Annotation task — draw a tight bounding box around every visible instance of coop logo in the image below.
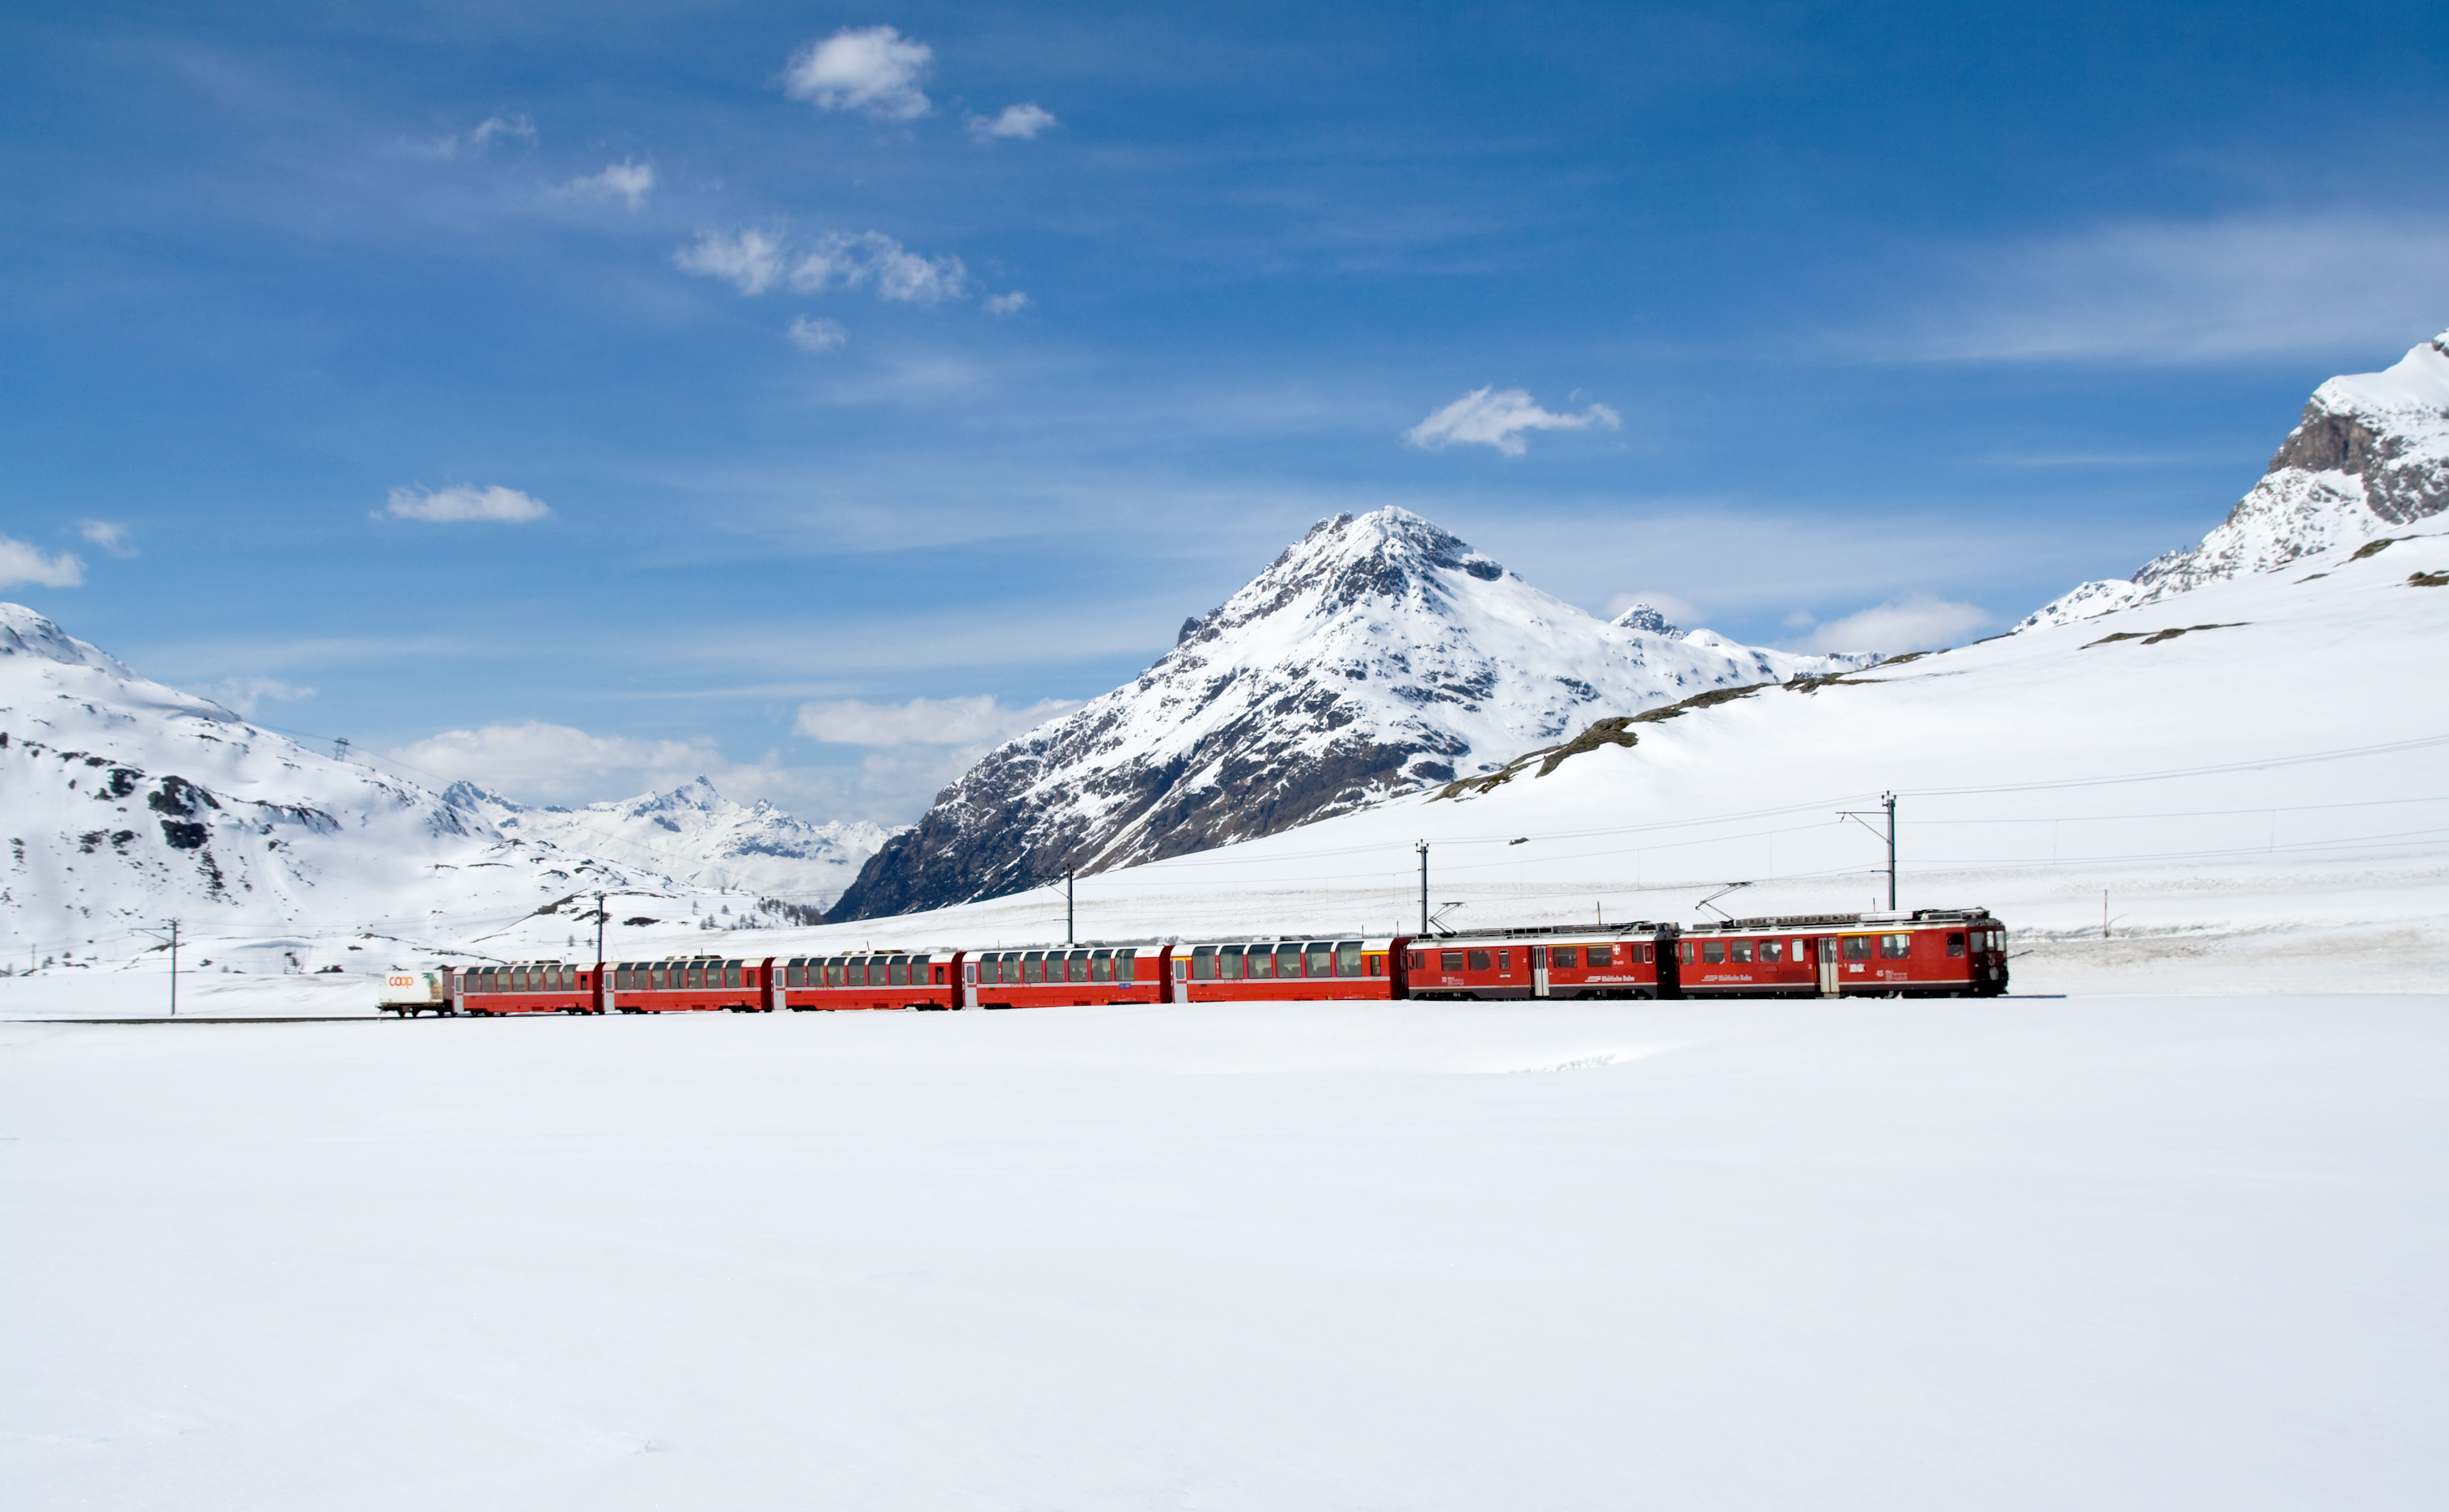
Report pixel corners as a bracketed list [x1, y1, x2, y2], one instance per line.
[386, 974, 419, 989]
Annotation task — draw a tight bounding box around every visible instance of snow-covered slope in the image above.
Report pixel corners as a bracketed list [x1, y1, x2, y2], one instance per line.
[443, 777, 892, 913]
[665, 521, 2449, 994]
[0, 604, 790, 974]
[830, 509, 1875, 919]
[2022, 327, 2449, 629]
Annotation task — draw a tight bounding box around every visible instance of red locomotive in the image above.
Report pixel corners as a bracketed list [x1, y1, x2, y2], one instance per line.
[396, 908, 2008, 1017]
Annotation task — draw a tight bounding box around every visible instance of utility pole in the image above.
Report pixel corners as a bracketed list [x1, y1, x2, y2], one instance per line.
[595, 892, 608, 965]
[333, 736, 350, 762]
[1416, 841, 1429, 934]
[1065, 870, 1075, 946]
[1883, 791, 1897, 910]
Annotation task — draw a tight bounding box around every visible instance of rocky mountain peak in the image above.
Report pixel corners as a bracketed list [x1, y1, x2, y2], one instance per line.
[1610, 602, 1684, 637]
[828, 510, 1875, 921]
[0, 603, 137, 677]
[2018, 325, 2449, 630]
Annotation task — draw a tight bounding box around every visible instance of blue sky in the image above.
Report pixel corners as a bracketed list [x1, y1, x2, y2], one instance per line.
[4, 1, 2445, 821]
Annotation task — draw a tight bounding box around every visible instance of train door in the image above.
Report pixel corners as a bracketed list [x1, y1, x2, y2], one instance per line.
[961, 958, 980, 1010]
[1815, 938, 1840, 998]
[1530, 946, 1550, 998]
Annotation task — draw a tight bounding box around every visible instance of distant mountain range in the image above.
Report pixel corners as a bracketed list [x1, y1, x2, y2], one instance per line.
[826, 508, 1877, 920]
[442, 777, 894, 913]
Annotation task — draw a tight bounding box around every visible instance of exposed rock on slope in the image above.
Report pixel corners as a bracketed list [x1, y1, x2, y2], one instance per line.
[2021, 326, 2449, 629]
[444, 777, 893, 912]
[829, 509, 1875, 920]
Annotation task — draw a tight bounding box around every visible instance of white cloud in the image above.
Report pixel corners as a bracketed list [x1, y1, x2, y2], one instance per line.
[982, 291, 1032, 316]
[0, 537, 84, 588]
[794, 694, 1081, 748]
[559, 159, 655, 210]
[675, 228, 786, 294]
[678, 229, 970, 305]
[1791, 595, 1990, 655]
[784, 26, 933, 121]
[414, 114, 536, 160]
[1404, 388, 1622, 456]
[206, 677, 315, 718]
[382, 485, 553, 523]
[388, 721, 723, 807]
[788, 231, 971, 304]
[79, 520, 135, 557]
[786, 316, 849, 353]
[470, 115, 536, 147]
[1898, 213, 2449, 364]
[1604, 590, 1698, 627]
[968, 103, 1057, 141]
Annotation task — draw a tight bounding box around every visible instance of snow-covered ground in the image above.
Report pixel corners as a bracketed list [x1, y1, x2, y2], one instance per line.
[2, 996, 2442, 1510]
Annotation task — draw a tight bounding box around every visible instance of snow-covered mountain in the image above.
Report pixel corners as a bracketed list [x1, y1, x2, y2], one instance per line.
[0, 604, 793, 972]
[2020, 325, 2449, 629]
[443, 777, 893, 912]
[829, 508, 1877, 920]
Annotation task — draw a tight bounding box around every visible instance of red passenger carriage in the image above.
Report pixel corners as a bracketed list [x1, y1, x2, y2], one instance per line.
[1673, 909, 2008, 998]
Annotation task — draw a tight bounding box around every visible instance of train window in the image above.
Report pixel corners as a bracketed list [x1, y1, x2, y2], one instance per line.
[1405, 952, 1424, 970]
[1277, 945, 1304, 977]
[889, 959, 909, 986]
[1367, 954, 1385, 976]
[786, 964, 803, 988]
[821, 961, 839, 987]
[1759, 940, 1782, 964]
[1337, 942, 1362, 976]
[1246, 949, 1273, 979]
[1702, 941, 1725, 964]
[1991, 929, 2006, 951]
[647, 964, 665, 989]
[1191, 947, 1217, 980]
[1792, 937, 1807, 959]
[1218, 945, 1243, 980]
[1466, 950, 1490, 971]
[1070, 951, 1092, 982]
[1091, 951, 1114, 984]
[1551, 947, 1578, 968]
[1117, 953, 1137, 983]
[1306, 943, 1333, 976]
[1730, 940, 1752, 963]
[725, 963, 742, 989]
[1947, 933, 1966, 958]
[1587, 944, 1612, 967]
[1842, 937, 1871, 961]
[1677, 942, 1695, 964]
[837, 959, 857, 987]
[1496, 950, 1510, 974]
[1881, 934, 1911, 958]
[1440, 951, 1463, 971]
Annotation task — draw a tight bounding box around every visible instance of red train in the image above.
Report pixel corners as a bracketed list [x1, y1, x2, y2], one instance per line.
[388, 908, 2008, 1015]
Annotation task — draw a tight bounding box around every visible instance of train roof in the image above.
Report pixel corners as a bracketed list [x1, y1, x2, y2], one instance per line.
[1680, 908, 1995, 932]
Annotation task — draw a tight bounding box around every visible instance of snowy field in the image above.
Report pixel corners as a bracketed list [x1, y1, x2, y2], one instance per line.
[2, 996, 2443, 1510]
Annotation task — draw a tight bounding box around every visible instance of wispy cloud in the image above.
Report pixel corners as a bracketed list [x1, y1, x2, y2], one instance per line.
[0, 537, 84, 588]
[205, 676, 315, 718]
[982, 291, 1032, 316]
[787, 231, 970, 303]
[1787, 595, 1989, 654]
[794, 694, 1081, 747]
[382, 485, 553, 523]
[557, 159, 655, 210]
[968, 103, 1057, 141]
[675, 228, 786, 294]
[1405, 388, 1621, 456]
[1893, 212, 2449, 365]
[784, 26, 934, 121]
[413, 113, 536, 160]
[678, 229, 971, 305]
[786, 316, 848, 352]
[79, 520, 136, 557]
